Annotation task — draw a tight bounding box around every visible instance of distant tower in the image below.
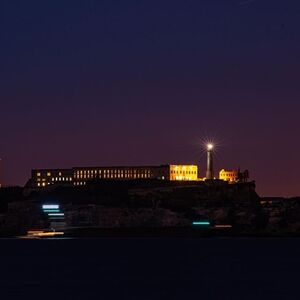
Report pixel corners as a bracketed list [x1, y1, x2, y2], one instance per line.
[206, 144, 214, 180]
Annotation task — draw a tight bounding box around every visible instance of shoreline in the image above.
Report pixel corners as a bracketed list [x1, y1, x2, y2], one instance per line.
[4, 226, 300, 239]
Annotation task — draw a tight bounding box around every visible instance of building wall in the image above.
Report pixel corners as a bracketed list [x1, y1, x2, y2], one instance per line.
[72, 166, 170, 186]
[169, 165, 198, 181]
[30, 164, 198, 188]
[219, 169, 238, 182]
[32, 169, 73, 187]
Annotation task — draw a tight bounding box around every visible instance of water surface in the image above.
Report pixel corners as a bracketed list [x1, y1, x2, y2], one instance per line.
[0, 238, 299, 299]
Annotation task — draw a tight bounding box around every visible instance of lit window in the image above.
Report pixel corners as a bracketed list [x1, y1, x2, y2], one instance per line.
[47, 172, 51, 176]
[37, 172, 41, 177]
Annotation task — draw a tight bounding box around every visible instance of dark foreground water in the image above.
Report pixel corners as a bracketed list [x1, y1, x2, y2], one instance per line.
[0, 238, 299, 300]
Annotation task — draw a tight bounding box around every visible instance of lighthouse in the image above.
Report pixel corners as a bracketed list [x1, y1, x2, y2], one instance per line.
[206, 144, 214, 180]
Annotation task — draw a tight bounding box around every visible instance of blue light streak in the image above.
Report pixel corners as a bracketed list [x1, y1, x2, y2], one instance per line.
[43, 209, 60, 213]
[42, 205, 59, 209]
[192, 221, 210, 226]
[48, 213, 65, 216]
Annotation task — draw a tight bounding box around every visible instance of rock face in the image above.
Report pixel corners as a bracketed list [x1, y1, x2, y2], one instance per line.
[0, 187, 47, 235]
[1, 181, 299, 236]
[261, 197, 300, 234]
[0, 180, 271, 235]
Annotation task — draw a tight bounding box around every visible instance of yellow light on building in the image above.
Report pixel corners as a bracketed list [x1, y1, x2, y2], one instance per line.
[169, 165, 198, 181]
[219, 169, 238, 182]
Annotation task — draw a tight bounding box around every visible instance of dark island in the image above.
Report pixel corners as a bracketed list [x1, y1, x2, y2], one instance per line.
[0, 179, 299, 237]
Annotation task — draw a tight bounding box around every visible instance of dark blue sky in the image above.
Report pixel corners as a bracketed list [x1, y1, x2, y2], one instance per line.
[0, 0, 299, 196]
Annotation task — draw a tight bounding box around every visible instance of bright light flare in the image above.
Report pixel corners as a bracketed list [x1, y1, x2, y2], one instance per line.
[207, 143, 214, 151]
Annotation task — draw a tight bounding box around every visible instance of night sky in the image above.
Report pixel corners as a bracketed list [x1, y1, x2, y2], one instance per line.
[0, 0, 299, 196]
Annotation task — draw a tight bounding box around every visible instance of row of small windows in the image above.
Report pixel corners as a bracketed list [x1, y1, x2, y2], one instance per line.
[74, 182, 86, 186]
[36, 168, 197, 178]
[171, 170, 197, 175]
[74, 173, 152, 179]
[75, 169, 152, 175]
[37, 172, 63, 177]
[37, 177, 72, 182]
[52, 177, 72, 182]
[221, 173, 236, 177]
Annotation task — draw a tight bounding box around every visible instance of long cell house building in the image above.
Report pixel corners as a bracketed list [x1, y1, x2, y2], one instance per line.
[28, 165, 199, 188]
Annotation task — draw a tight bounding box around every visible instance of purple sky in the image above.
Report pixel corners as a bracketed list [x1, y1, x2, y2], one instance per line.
[0, 0, 299, 196]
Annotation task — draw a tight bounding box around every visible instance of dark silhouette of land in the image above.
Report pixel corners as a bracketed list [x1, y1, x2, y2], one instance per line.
[0, 179, 299, 237]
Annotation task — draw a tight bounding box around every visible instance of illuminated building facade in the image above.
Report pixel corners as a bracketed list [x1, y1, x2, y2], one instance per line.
[169, 165, 198, 181]
[219, 169, 238, 182]
[33, 169, 73, 187]
[29, 165, 199, 188]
